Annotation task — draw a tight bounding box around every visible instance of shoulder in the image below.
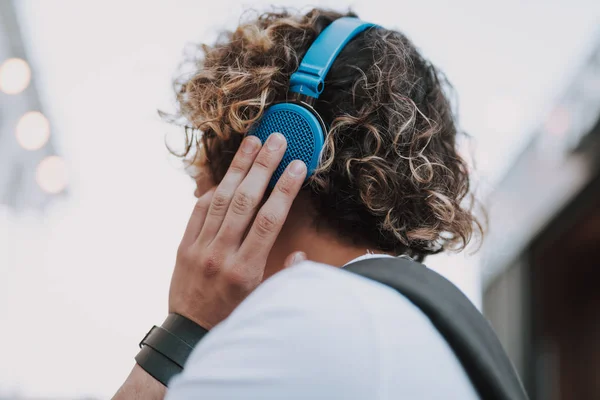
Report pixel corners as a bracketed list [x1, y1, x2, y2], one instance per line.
[169, 261, 478, 399]
[219, 260, 431, 346]
[229, 260, 456, 340]
[234, 260, 408, 318]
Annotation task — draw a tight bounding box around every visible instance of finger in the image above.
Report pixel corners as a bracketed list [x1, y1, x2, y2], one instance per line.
[197, 136, 261, 244]
[214, 132, 287, 247]
[239, 159, 306, 261]
[179, 188, 215, 248]
[283, 251, 307, 268]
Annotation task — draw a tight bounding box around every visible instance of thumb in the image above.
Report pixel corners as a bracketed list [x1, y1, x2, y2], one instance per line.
[283, 251, 307, 269]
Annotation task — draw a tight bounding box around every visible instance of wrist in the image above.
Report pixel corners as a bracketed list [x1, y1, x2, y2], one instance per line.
[112, 364, 166, 400]
[132, 364, 166, 396]
[161, 312, 211, 345]
[168, 303, 221, 330]
[135, 313, 210, 387]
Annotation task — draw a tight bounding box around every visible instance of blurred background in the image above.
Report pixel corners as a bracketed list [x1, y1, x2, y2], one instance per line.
[0, 0, 598, 399]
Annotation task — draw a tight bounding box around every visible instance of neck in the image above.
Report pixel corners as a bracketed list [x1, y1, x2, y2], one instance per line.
[263, 193, 387, 279]
[291, 231, 372, 268]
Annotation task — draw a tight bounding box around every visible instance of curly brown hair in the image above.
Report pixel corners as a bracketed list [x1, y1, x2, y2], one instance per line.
[168, 8, 483, 261]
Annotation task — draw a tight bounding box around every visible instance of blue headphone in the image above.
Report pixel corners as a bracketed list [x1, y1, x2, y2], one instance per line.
[247, 17, 377, 187]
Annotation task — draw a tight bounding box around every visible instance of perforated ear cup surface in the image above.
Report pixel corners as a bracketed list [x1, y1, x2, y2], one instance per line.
[248, 103, 325, 188]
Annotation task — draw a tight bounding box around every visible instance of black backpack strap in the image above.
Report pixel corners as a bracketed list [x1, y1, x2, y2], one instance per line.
[344, 257, 528, 400]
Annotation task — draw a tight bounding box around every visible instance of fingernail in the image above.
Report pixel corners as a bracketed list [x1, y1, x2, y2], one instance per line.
[288, 160, 306, 177]
[267, 132, 285, 150]
[241, 136, 260, 154]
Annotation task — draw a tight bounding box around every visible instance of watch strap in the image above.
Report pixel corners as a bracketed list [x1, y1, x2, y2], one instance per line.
[139, 325, 192, 368]
[135, 345, 181, 387]
[135, 313, 210, 387]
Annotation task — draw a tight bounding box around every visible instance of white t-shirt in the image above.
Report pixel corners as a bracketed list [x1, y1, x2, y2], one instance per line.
[166, 256, 479, 399]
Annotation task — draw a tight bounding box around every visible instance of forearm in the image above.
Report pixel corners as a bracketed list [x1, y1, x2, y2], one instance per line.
[112, 364, 166, 400]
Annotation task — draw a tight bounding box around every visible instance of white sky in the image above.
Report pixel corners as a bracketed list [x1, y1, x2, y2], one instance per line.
[0, 0, 599, 397]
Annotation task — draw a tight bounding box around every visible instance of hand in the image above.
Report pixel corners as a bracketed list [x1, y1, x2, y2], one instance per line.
[169, 133, 307, 329]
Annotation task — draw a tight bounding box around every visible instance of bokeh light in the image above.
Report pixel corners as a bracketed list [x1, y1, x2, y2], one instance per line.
[0, 58, 31, 94]
[15, 111, 51, 150]
[36, 155, 68, 194]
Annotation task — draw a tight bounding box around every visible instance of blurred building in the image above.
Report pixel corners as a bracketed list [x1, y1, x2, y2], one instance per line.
[0, 0, 66, 211]
[482, 37, 600, 400]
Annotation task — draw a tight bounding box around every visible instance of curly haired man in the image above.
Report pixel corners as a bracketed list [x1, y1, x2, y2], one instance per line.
[114, 8, 484, 400]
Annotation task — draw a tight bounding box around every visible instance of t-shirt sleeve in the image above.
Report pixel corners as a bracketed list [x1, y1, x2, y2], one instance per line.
[165, 262, 380, 400]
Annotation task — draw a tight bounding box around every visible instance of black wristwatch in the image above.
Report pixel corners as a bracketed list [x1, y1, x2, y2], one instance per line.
[135, 313, 209, 387]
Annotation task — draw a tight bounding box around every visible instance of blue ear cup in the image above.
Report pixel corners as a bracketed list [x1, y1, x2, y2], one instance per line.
[248, 102, 325, 188]
[246, 17, 377, 188]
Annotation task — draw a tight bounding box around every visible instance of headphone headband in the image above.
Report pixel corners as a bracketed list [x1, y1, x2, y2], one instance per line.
[289, 17, 377, 99]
